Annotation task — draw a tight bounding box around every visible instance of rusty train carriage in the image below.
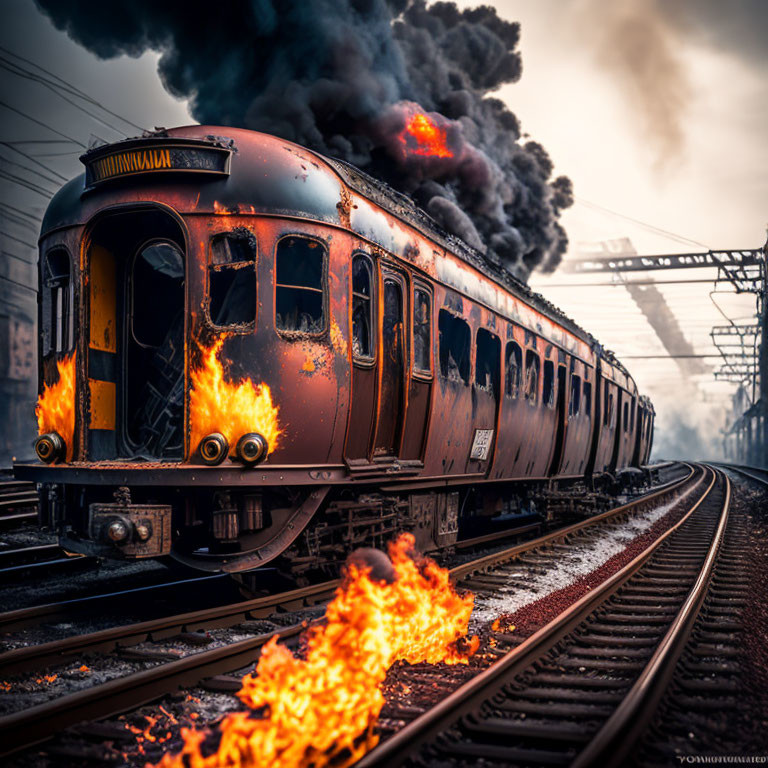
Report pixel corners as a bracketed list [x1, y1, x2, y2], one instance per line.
[17, 126, 655, 574]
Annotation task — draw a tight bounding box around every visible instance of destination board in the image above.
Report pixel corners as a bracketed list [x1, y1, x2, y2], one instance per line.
[83, 143, 231, 188]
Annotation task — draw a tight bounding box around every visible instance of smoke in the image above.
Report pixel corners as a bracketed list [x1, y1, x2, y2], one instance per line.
[659, 0, 768, 67]
[34, 0, 573, 280]
[652, 409, 725, 463]
[569, 0, 692, 172]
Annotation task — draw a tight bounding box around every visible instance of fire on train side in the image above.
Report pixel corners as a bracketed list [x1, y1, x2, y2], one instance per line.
[15, 126, 655, 575]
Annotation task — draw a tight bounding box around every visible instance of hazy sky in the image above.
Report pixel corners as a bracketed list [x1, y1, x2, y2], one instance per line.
[0, 0, 765, 459]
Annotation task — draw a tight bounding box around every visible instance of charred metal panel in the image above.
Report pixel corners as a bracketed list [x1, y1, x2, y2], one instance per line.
[187, 216, 350, 467]
[559, 358, 594, 476]
[466, 318, 500, 474]
[422, 290, 474, 477]
[434, 491, 459, 548]
[401, 376, 431, 460]
[408, 493, 437, 552]
[490, 322, 523, 480]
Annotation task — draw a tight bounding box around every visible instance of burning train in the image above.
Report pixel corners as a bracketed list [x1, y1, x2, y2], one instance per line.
[16, 124, 654, 575]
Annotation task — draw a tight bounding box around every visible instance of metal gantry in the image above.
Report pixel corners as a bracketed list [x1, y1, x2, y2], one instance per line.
[566, 242, 768, 467]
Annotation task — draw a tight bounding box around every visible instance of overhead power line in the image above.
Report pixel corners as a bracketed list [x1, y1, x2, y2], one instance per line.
[0, 57, 128, 138]
[0, 202, 40, 222]
[0, 141, 68, 182]
[0, 44, 146, 133]
[575, 197, 711, 249]
[0, 273, 36, 293]
[0, 100, 86, 148]
[0, 169, 55, 198]
[0, 152, 65, 187]
[0, 229, 37, 249]
[2, 248, 35, 266]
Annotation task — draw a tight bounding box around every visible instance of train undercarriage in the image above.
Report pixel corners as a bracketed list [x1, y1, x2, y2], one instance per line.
[30, 466, 659, 585]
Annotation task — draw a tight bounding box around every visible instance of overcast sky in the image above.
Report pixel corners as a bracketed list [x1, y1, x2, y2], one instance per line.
[0, 0, 765, 459]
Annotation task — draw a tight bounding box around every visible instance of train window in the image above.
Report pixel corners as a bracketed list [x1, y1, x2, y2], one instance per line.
[524, 350, 539, 405]
[475, 329, 500, 395]
[132, 241, 184, 348]
[630, 397, 636, 433]
[438, 309, 470, 385]
[208, 231, 256, 328]
[543, 360, 555, 409]
[505, 341, 522, 397]
[42, 249, 73, 355]
[569, 374, 581, 417]
[275, 236, 326, 334]
[351, 254, 373, 360]
[623, 401, 629, 433]
[603, 381, 611, 426]
[583, 380, 592, 419]
[413, 287, 432, 374]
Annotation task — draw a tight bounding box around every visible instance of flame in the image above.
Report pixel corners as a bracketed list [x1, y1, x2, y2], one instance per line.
[156, 533, 478, 768]
[35, 352, 76, 461]
[400, 111, 453, 158]
[189, 338, 282, 457]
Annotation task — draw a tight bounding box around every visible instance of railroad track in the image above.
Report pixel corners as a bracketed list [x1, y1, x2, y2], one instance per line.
[358, 465, 732, 768]
[0, 463, 700, 759]
[0, 479, 38, 530]
[0, 573, 241, 633]
[713, 461, 768, 488]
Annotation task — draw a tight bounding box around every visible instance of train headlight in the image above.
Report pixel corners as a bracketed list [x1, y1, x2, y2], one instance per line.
[235, 432, 268, 466]
[198, 433, 229, 465]
[34, 432, 65, 464]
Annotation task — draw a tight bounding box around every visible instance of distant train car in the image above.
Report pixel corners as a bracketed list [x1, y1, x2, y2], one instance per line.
[16, 126, 654, 575]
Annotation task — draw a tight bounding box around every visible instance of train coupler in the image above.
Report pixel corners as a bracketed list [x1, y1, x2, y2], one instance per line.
[88, 487, 171, 557]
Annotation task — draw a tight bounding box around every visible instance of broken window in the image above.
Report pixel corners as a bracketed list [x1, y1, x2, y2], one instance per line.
[569, 374, 582, 417]
[276, 236, 326, 333]
[623, 400, 629, 433]
[208, 231, 256, 328]
[438, 309, 470, 385]
[42, 248, 73, 355]
[132, 241, 185, 348]
[413, 287, 432, 374]
[505, 341, 522, 398]
[475, 328, 500, 395]
[525, 349, 539, 405]
[583, 380, 592, 419]
[543, 359, 555, 409]
[351, 254, 373, 360]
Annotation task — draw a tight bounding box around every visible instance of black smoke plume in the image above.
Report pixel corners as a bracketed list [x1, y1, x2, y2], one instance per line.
[36, 0, 573, 279]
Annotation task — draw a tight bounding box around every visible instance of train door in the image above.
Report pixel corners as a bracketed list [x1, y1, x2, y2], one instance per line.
[87, 244, 118, 459]
[126, 239, 185, 458]
[86, 208, 186, 461]
[547, 363, 568, 475]
[609, 388, 624, 473]
[345, 253, 377, 460]
[372, 268, 407, 458]
[466, 327, 500, 473]
[400, 282, 433, 461]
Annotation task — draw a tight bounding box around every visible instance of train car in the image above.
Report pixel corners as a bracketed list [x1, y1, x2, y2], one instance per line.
[16, 126, 654, 575]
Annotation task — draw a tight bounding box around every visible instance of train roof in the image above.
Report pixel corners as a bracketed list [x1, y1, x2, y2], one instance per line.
[41, 125, 634, 384]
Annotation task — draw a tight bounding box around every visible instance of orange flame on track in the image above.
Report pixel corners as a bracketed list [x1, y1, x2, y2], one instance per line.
[156, 533, 478, 768]
[35, 352, 76, 461]
[401, 112, 453, 158]
[189, 338, 282, 457]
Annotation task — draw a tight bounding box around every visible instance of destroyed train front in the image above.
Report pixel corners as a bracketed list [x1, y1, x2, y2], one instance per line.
[16, 125, 655, 574]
